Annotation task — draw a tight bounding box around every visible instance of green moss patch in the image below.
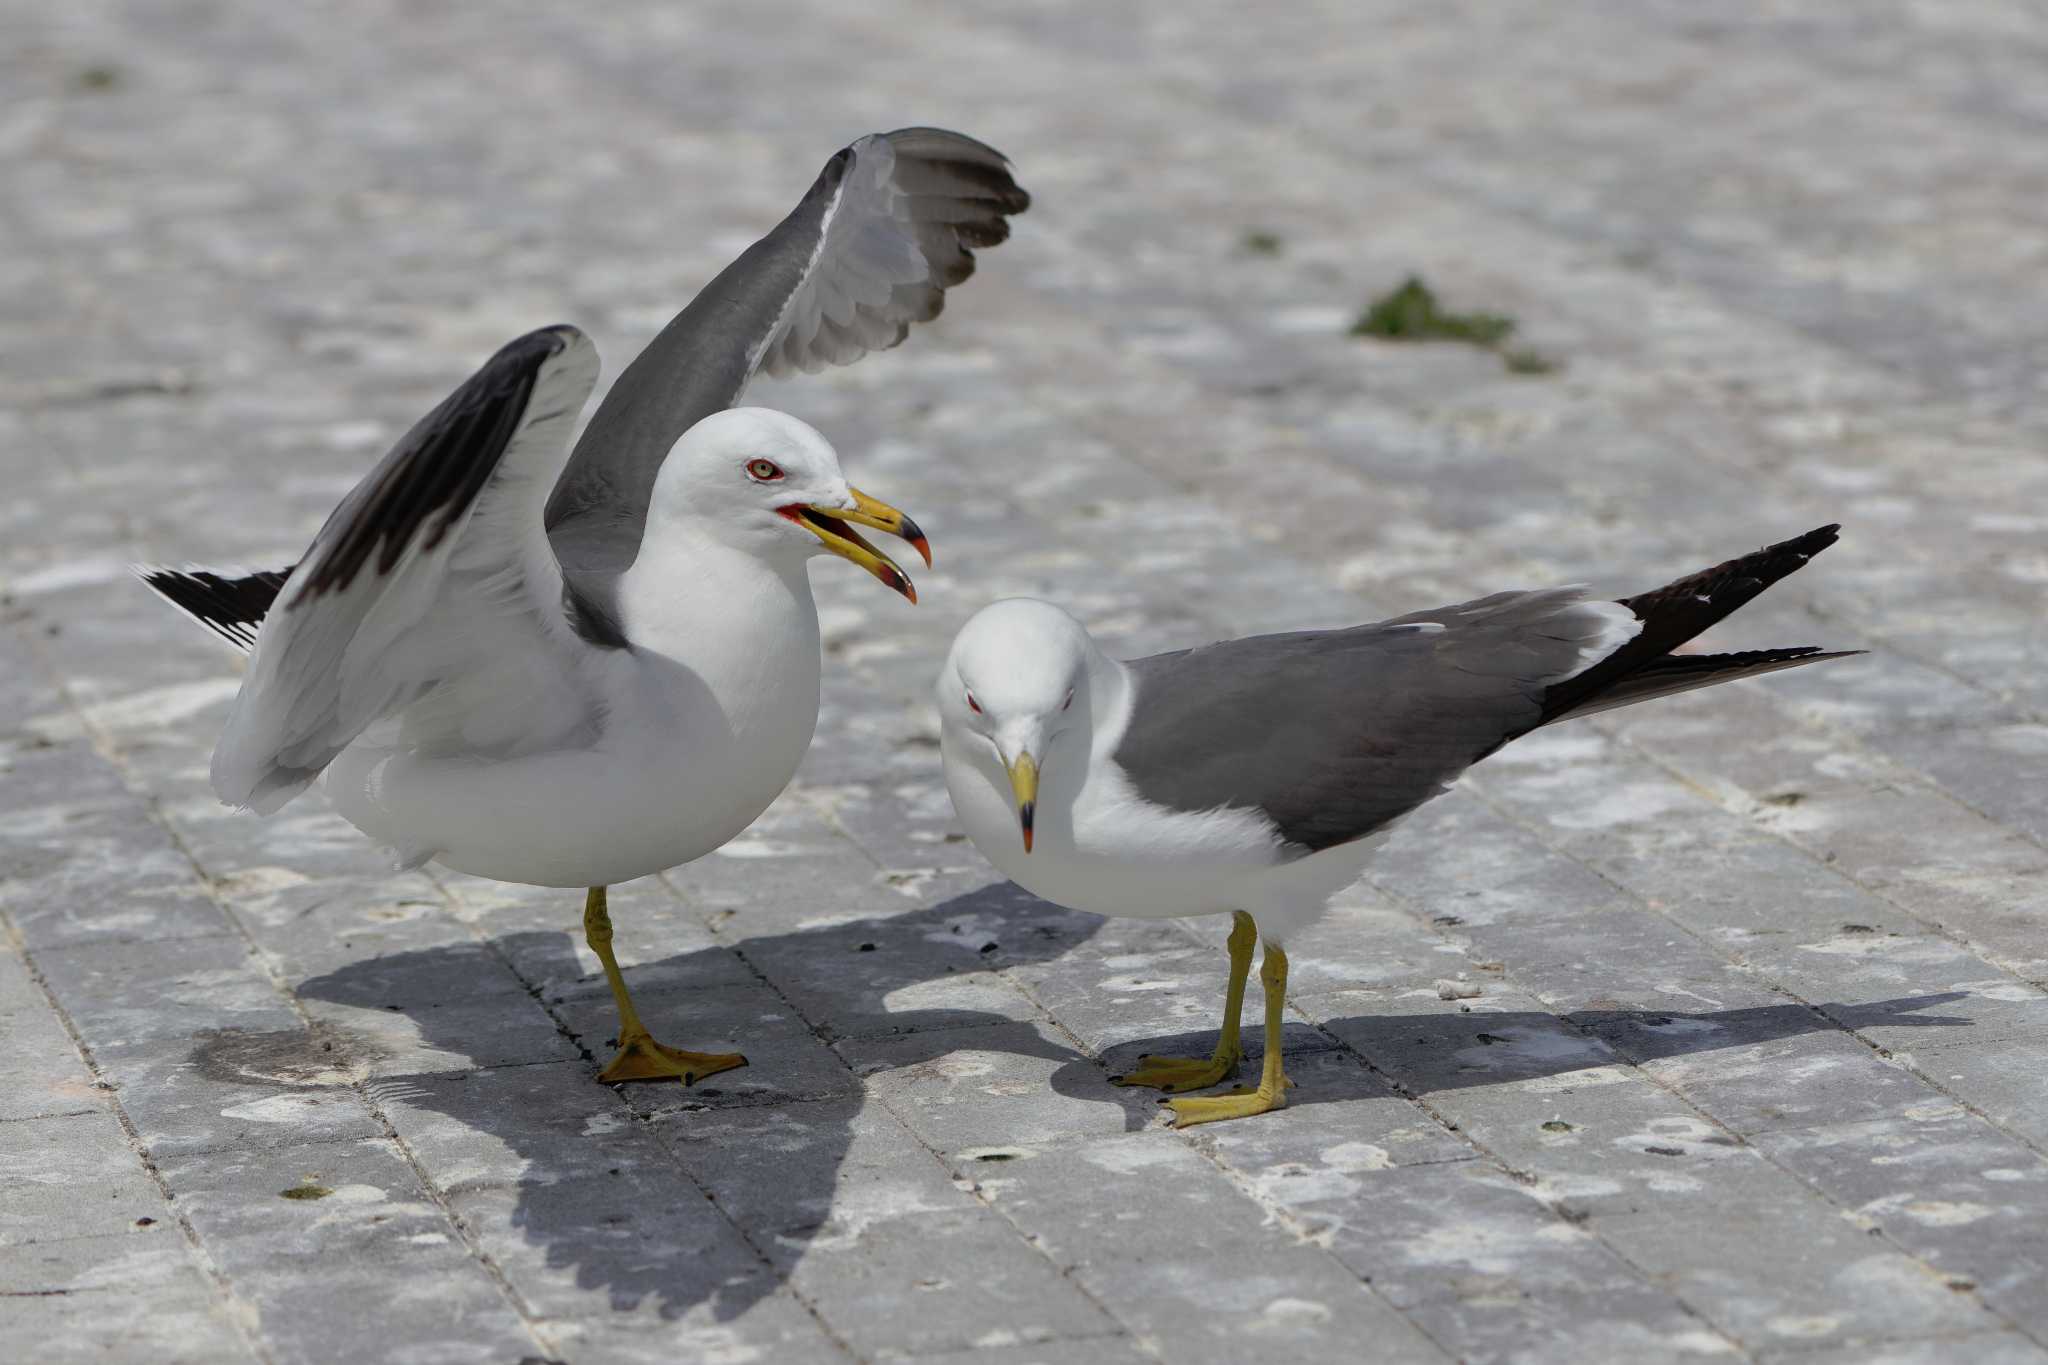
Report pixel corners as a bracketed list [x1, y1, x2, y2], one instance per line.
[1351, 275, 1557, 375]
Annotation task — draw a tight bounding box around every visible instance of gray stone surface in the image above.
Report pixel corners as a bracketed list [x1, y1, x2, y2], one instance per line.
[4, 2, 2047, 1361]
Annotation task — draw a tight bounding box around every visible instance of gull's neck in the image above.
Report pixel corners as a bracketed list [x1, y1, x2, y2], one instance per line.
[1084, 647, 1137, 762]
[612, 521, 820, 704]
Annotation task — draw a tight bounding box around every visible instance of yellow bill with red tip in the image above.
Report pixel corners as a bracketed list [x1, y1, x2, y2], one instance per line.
[782, 485, 930, 602]
[1007, 752, 1038, 853]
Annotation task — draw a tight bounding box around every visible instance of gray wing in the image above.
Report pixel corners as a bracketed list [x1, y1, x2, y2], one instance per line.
[543, 127, 1029, 576]
[1116, 524, 1855, 854]
[211, 326, 601, 814]
[1113, 589, 1623, 853]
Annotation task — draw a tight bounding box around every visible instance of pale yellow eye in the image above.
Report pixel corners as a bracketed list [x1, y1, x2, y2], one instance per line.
[746, 458, 784, 481]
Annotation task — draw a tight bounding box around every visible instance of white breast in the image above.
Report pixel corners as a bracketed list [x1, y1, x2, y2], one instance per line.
[325, 535, 823, 889]
[943, 726, 1399, 942]
[941, 706, 1287, 923]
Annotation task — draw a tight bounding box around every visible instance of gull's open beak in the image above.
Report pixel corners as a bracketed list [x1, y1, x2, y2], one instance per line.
[780, 486, 931, 603]
[1006, 753, 1038, 854]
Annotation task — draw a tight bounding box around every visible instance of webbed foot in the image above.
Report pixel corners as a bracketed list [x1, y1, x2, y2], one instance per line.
[597, 1029, 747, 1086]
[1110, 1050, 1239, 1093]
[1165, 1072, 1291, 1127]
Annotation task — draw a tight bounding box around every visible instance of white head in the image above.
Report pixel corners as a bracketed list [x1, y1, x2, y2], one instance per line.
[649, 408, 929, 599]
[938, 598, 1107, 852]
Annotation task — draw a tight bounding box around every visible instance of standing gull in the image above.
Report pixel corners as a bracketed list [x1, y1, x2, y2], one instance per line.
[143, 127, 1027, 1085]
[938, 526, 1857, 1125]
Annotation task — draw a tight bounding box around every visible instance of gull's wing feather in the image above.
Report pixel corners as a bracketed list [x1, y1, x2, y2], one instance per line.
[212, 326, 602, 814]
[1114, 526, 1850, 854]
[753, 127, 1027, 377]
[544, 128, 1028, 576]
[1114, 590, 1632, 854]
[139, 565, 295, 652]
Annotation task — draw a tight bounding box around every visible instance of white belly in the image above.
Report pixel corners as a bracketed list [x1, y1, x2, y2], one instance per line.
[327, 568, 823, 889]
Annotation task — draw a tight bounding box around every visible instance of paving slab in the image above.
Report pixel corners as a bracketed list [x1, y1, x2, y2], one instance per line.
[1754, 1113, 2048, 1333]
[961, 1131, 1450, 1363]
[95, 1032, 386, 1161]
[840, 1020, 1138, 1154]
[534, 1293, 855, 1364]
[778, 1206, 1121, 1359]
[0, 1112, 164, 1248]
[0, 949, 103, 1122]
[152, 1136, 544, 1364]
[651, 1096, 974, 1237]
[1757, 1332, 2048, 1365]
[30, 934, 300, 1054]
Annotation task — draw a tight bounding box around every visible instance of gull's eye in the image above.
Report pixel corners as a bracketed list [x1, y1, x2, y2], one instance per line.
[966, 693, 982, 715]
[746, 458, 785, 482]
[1062, 689, 1074, 712]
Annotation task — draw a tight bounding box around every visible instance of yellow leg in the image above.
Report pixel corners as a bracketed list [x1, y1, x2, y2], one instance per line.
[583, 886, 746, 1086]
[1167, 936, 1291, 1127]
[1112, 911, 1257, 1093]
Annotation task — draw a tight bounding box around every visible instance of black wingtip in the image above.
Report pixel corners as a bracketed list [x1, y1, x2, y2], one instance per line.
[1620, 523, 1847, 621]
[1540, 525, 1851, 726]
[139, 564, 292, 651]
[1787, 523, 1842, 554]
[298, 328, 577, 603]
[1542, 643, 1865, 723]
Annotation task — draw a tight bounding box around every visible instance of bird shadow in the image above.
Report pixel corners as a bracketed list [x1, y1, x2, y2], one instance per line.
[1048, 992, 1976, 1132]
[286, 883, 1101, 1325]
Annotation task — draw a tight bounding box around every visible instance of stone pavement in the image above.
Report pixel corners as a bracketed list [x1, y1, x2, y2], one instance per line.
[4, 2, 2047, 1361]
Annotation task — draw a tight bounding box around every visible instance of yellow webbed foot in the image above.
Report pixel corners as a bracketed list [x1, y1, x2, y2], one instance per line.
[597, 1029, 747, 1086]
[1110, 1050, 1240, 1093]
[1165, 1074, 1290, 1128]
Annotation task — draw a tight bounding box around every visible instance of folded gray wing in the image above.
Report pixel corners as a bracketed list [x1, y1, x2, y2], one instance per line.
[544, 127, 1029, 576]
[1113, 589, 1626, 853]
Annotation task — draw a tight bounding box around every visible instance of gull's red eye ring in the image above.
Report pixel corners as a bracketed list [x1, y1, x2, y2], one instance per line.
[746, 458, 785, 481]
[967, 693, 982, 715]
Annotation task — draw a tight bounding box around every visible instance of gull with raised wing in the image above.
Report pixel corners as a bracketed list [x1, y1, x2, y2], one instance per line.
[938, 527, 1857, 1125]
[143, 128, 1028, 1086]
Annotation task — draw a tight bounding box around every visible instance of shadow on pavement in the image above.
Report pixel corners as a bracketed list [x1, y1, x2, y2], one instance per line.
[291, 884, 1099, 1323]
[1051, 992, 1975, 1131]
[287, 886, 1974, 1320]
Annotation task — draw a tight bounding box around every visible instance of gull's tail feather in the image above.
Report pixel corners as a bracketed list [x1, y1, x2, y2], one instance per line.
[1539, 525, 1859, 724]
[135, 564, 292, 654]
